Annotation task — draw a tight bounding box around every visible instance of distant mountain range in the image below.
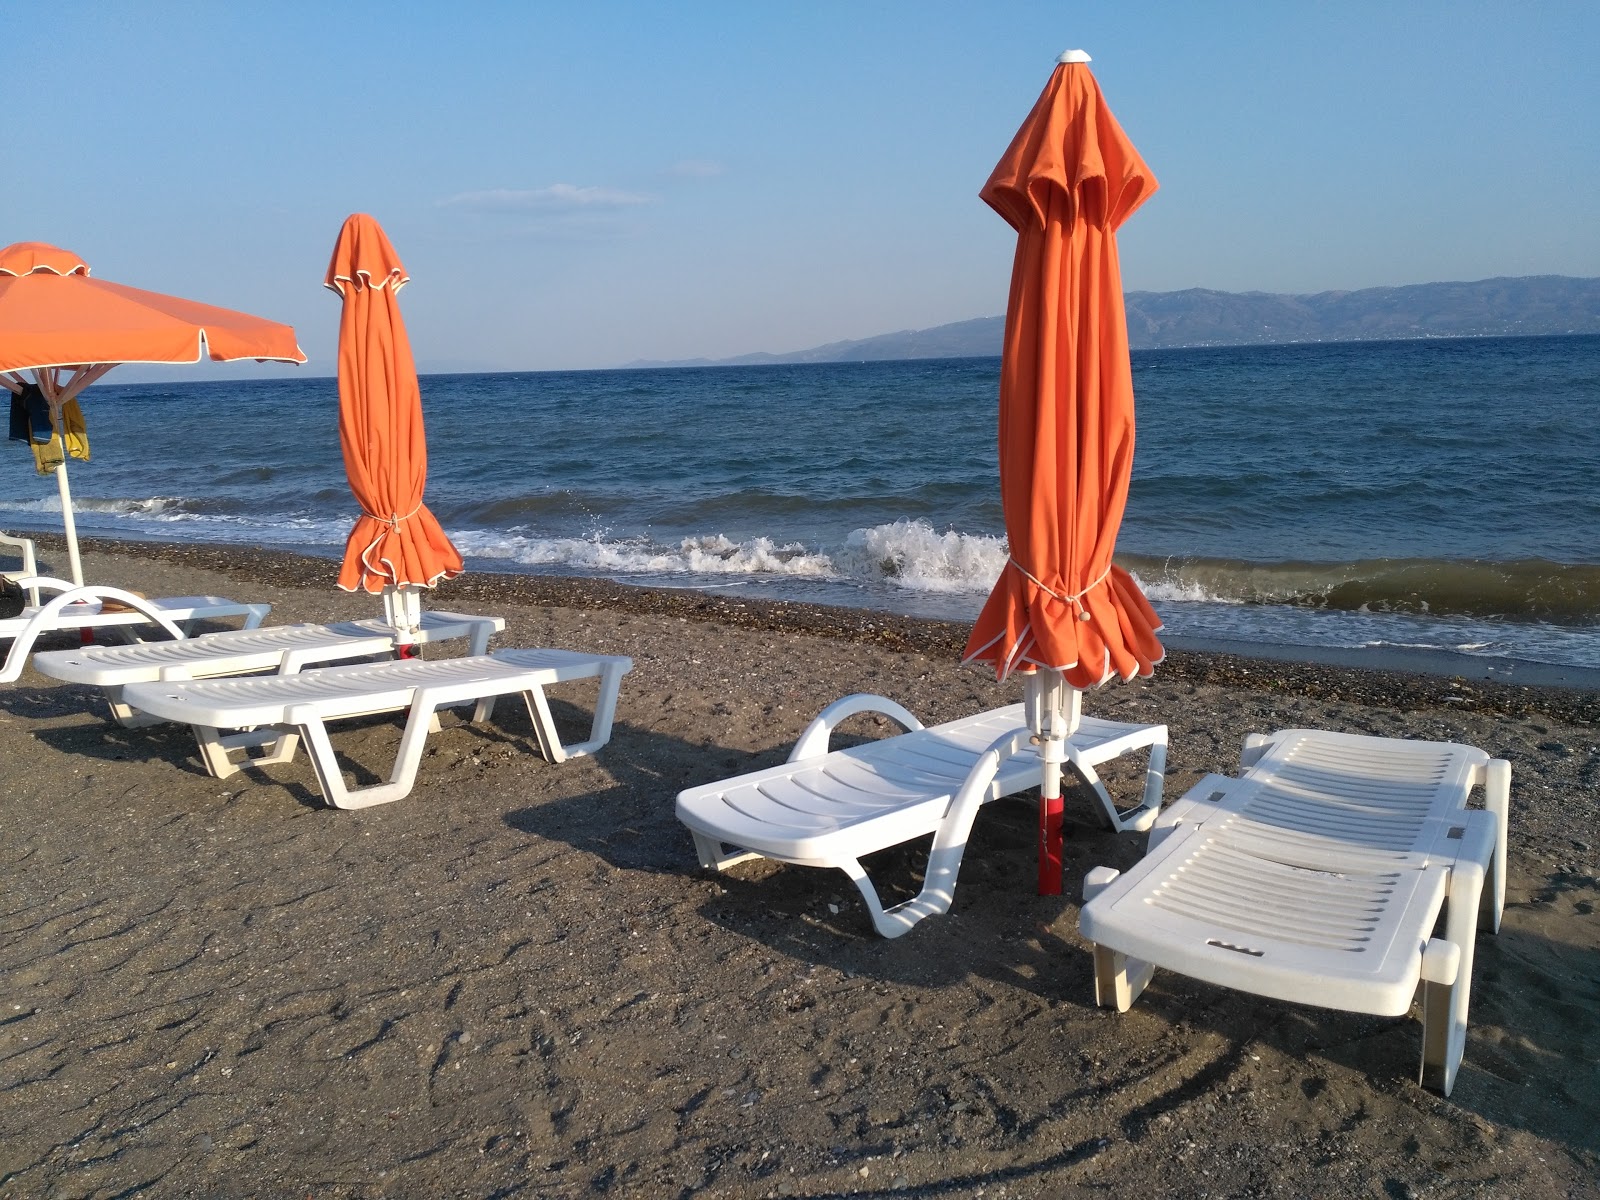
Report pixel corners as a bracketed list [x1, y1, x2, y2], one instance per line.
[626, 275, 1600, 367]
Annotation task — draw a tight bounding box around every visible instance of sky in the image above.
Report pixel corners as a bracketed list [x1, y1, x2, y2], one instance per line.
[7, 1, 1599, 377]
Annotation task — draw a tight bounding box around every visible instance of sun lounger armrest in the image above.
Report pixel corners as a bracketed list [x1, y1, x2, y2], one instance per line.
[788, 693, 925, 763]
[2, 583, 191, 684]
[12, 575, 79, 598]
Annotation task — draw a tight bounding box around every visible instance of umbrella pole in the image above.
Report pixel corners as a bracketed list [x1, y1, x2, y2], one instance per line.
[1032, 668, 1084, 895]
[1026, 668, 1077, 895]
[383, 584, 423, 658]
[53, 462, 85, 588]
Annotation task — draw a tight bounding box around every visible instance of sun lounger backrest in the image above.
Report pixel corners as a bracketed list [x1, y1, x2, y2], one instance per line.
[1213, 730, 1489, 868]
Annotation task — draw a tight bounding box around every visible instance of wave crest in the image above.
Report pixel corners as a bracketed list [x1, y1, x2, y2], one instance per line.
[1124, 553, 1600, 623]
[833, 519, 1007, 593]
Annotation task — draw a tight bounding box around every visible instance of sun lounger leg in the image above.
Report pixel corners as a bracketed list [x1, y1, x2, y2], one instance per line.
[689, 832, 761, 871]
[871, 729, 1028, 938]
[520, 685, 564, 763]
[295, 718, 351, 806]
[1140, 737, 1168, 815]
[106, 687, 166, 728]
[519, 660, 629, 763]
[292, 703, 434, 810]
[1066, 753, 1115, 832]
[585, 660, 626, 751]
[467, 622, 496, 656]
[840, 858, 901, 938]
[1418, 938, 1462, 1095]
[1066, 730, 1166, 835]
[1, 633, 34, 684]
[194, 724, 301, 777]
[194, 724, 243, 778]
[1240, 732, 1273, 768]
[1420, 811, 1495, 1095]
[251, 729, 301, 766]
[1482, 758, 1509, 933]
[1083, 866, 1154, 1010]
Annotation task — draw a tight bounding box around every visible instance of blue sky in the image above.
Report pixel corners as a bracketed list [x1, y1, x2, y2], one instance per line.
[8, 2, 1598, 376]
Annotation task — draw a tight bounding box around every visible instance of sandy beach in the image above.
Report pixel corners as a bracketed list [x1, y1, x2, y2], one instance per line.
[1, 536, 1596, 1199]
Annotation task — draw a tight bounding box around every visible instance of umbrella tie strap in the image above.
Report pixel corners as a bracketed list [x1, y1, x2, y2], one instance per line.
[356, 504, 424, 585]
[361, 503, 423, 531]
[1009, 559, 1109, 622]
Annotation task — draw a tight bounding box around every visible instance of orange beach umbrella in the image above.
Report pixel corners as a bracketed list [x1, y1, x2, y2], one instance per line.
[0, 241, 306, 585]
[324, 214, 462, 640]
[962, 52, 1165, 891]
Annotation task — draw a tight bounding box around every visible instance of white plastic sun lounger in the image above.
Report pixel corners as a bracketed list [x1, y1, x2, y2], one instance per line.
[31, 610, 505, 727]
[1079, 728, 1509, 1096]
[1, 578, 270, 684]
[676, 691, 1167, 938]
[118, 648, 633, 809]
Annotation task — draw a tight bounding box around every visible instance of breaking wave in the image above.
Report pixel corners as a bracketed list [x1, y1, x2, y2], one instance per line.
[1123, 554, 1600, 624]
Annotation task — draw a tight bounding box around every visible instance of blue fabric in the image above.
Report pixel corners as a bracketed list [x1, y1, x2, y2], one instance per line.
[9, 383, 52, 444]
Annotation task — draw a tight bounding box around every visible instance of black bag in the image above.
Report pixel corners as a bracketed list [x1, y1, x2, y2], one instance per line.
[0, 577, 25, 620]
[8, 389, 29, 442]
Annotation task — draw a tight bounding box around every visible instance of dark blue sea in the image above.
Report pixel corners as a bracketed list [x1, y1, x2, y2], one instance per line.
[4, 335, 1598, 672]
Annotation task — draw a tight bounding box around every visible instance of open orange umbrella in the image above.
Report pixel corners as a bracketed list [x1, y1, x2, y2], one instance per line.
[324, 214, 462, 646]
[0, 241, 306, 585]
[963, 51, 1165, 893]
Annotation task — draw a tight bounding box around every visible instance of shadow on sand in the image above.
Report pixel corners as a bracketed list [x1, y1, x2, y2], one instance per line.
[509, 715, 1600, 1171]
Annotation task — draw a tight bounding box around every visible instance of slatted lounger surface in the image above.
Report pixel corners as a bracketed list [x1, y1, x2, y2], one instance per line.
[119, 648, 633, 808]
[1079, 728, 1509, 1096]
[1, 578, 270, 683]
[677, 693, 1168, 937]
[32, 610, 506, 727]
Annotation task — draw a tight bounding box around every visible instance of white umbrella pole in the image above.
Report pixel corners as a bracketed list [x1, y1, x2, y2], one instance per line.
[1025, 667, 1080, 894]
[53, 462, 85, 587]
[382, 584, 423, 656]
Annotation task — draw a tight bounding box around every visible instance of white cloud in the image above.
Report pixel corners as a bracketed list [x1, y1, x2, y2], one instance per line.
[438, 184, 654, 212]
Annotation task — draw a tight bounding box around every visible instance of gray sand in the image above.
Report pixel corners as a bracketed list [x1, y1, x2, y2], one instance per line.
[1, 541, 1596, 1198]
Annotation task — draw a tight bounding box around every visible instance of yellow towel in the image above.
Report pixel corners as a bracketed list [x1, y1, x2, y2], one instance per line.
[29, 399, 89, 475]
[30, 433, 62, 474]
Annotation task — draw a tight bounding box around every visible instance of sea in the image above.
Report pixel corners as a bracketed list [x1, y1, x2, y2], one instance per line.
[4, 334, 1598, 679]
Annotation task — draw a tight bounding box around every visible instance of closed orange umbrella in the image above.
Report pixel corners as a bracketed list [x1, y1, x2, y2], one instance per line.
[0, 241, 306, 585]
[324, 215, 462, 644]
[963, 52, 1165, 892]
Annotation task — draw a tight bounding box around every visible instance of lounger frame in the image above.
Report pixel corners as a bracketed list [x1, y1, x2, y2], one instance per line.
[118, 648, 632, 808]
[677, 692, 1167, 937]
[1079, 728, 1510, 1096]
[33, 610, 504, 728]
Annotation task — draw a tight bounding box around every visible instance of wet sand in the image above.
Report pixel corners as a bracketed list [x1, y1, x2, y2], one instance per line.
[2, 537, 1596, 1198]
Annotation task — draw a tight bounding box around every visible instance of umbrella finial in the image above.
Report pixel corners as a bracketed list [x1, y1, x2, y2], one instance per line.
[1058, 49, 1092, 64]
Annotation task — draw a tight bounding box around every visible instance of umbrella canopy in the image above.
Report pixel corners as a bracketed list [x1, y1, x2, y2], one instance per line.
[0, 241, 306, 585]
[962, 52, 1165, 892]
[0, 242, 307, 373]
[324, 214, 462, 637]
[964, 55, 1163, 685]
